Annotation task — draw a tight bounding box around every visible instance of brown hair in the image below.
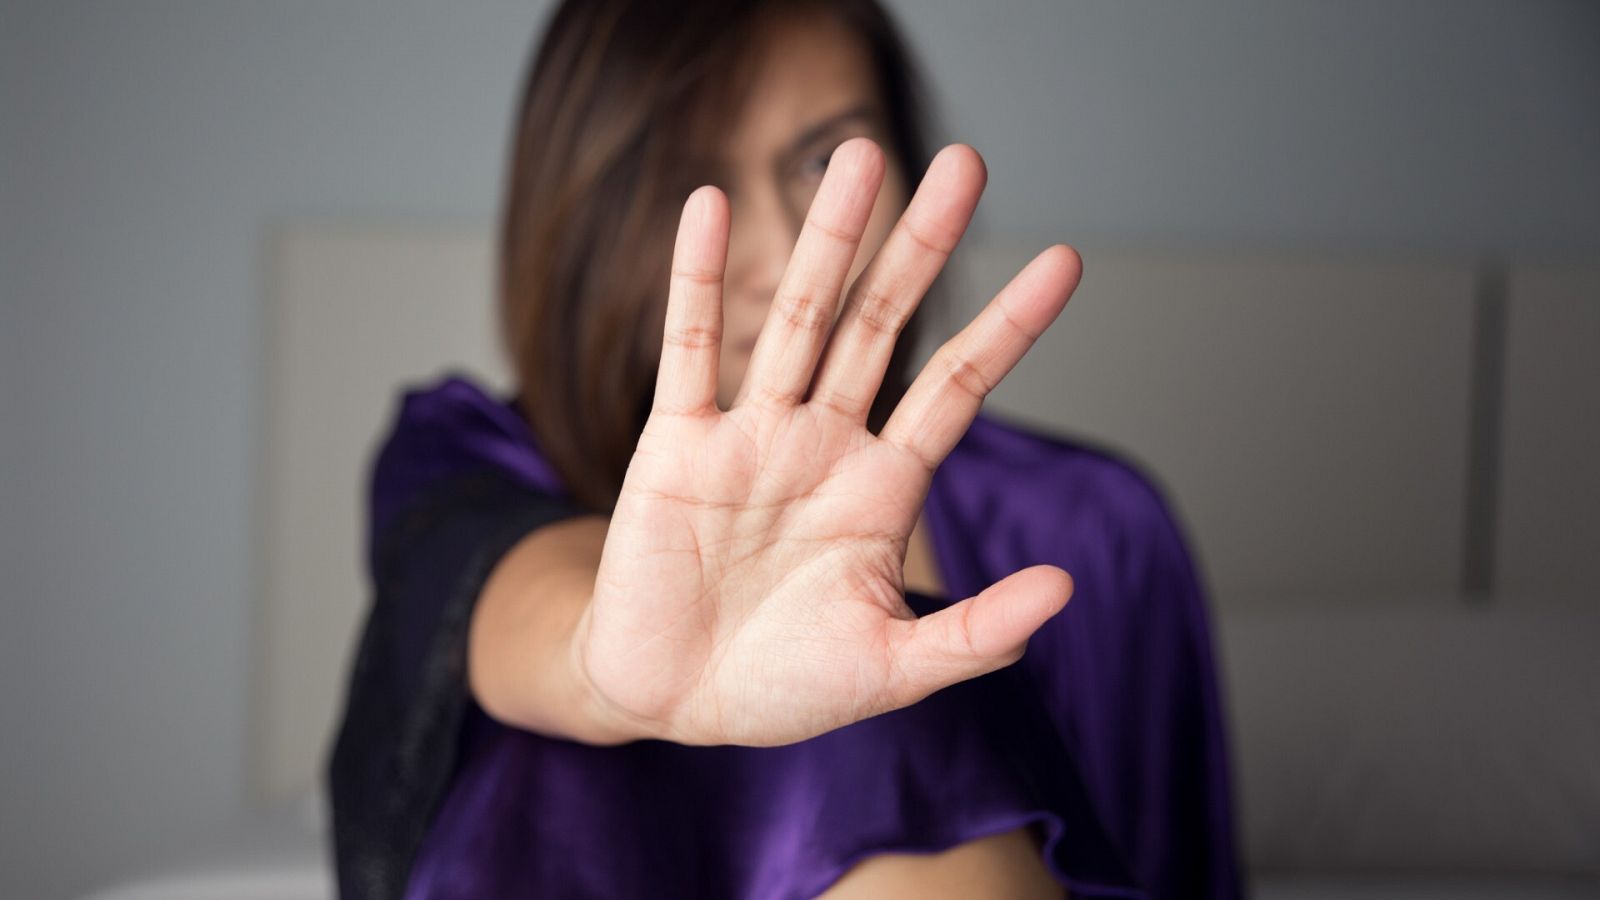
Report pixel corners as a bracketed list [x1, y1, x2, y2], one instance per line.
[499, 0, 943, 511]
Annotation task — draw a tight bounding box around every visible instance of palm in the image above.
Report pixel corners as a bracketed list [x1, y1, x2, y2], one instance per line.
[597, 406, 923, 745]
[576, 139, 1084, 747]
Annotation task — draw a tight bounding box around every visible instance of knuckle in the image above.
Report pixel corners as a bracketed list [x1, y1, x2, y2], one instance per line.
[775, 284, 834, 332]
[811, 388, 865, 419]
[663, 324, 720, 349]
[994, 297, 1037, 340]
[900, 216, 958, 256]
[938, 348, 993, 398]
[850, 282, 909, 337]
[805, 214, 860, 246]
[671, 266, 722, 286]
[752, 381, 800, 408]
[956, 595, 982, 658]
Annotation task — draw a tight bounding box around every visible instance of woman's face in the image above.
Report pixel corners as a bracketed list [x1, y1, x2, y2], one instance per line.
[709, 14, 910, 409]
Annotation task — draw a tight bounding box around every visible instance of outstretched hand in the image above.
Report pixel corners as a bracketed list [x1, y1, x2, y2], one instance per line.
[573, 137, 1083, 747]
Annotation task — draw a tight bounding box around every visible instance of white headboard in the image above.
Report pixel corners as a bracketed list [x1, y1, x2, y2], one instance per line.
[253, 226, 507, 803]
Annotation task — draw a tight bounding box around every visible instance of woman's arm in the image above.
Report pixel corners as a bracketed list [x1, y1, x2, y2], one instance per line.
[466, 514, 650, 746]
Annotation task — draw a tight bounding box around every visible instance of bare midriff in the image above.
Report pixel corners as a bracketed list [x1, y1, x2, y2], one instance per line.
[816, 824, 1067, 899]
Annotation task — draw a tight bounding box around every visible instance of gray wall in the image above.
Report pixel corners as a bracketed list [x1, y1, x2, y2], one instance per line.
[2, 1, 1596, 898]
[899, 0, 1600, 255]
[2, 2, 31, 889]
[3, 3, 550, 896]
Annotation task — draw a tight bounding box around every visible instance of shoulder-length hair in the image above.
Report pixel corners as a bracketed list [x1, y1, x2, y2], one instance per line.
[499, 0, 943, 511]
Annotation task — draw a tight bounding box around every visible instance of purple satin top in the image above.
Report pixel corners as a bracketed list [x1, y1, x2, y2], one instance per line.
[368, 373, 1241, 899]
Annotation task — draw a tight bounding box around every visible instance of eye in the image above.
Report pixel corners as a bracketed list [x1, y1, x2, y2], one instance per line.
[797, 149, 832, 182]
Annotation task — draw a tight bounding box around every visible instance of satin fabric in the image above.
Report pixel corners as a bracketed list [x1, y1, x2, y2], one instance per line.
[338, 373, 1240, 899]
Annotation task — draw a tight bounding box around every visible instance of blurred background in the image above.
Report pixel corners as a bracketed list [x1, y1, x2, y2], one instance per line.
[2, 1, 1596, 898]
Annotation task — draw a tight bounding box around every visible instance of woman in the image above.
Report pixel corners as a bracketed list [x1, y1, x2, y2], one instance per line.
[328, 1, 1241, 898]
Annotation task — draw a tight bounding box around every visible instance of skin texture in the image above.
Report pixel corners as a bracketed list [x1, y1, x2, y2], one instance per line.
[468, 12, 1076, 898]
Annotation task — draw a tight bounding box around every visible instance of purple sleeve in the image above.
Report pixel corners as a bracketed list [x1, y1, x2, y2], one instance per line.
[365, 374, 572, 567]
[1019, 460, 1243, 899]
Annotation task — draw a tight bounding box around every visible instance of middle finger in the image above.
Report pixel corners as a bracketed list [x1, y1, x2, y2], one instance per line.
[732, 136, 885, 409]
[807, 143, 986, 421]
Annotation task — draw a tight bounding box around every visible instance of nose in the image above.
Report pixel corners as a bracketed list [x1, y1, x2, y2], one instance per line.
[724, 180, 802, 322]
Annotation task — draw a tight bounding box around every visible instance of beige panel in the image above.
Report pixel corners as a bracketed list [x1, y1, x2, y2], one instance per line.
[946, 244, 1478, 607]
[1498, 266, 1600, 601]
[1218, 603, 1600, 871]
[254, 225, 504, 804]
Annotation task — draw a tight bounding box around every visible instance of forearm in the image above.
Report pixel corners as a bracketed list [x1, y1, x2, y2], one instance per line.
[466, 514, 652, 746]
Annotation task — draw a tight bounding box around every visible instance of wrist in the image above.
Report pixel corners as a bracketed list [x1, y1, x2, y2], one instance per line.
[565, 604, 663, 746]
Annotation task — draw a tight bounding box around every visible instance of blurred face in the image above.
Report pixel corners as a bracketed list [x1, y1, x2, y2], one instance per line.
[709, 14, 910, 409]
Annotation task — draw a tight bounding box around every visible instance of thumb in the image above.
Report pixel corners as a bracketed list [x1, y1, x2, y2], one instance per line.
[882, 565, 1073, 710]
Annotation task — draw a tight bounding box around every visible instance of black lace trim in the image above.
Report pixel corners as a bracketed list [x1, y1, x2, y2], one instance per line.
[326, 467, 583, 900]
